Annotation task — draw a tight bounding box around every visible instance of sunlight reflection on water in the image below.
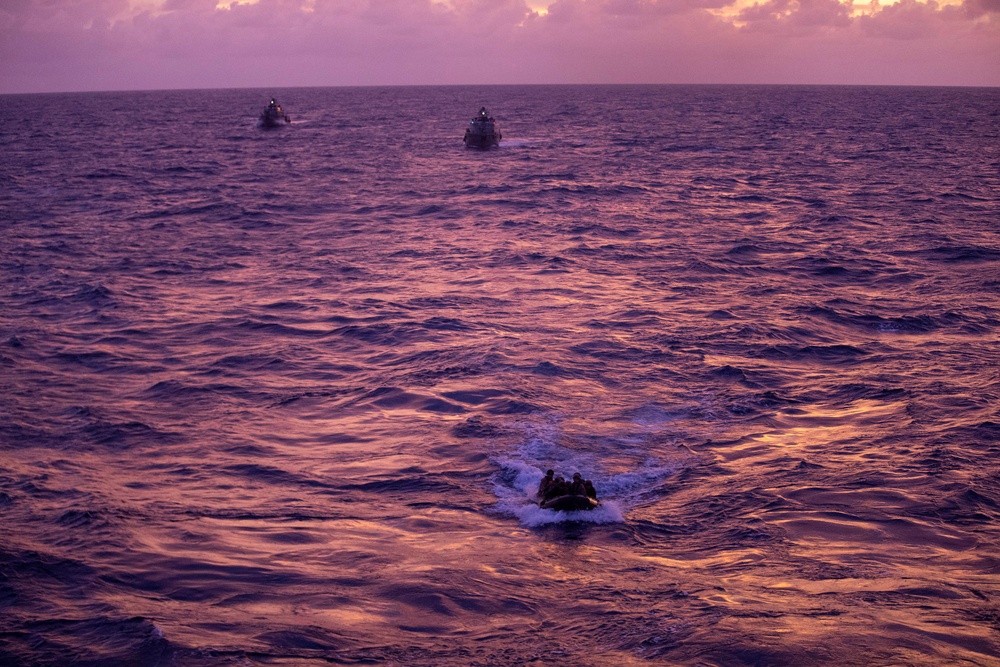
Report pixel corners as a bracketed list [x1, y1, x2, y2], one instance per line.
[1, 84, 999, 666]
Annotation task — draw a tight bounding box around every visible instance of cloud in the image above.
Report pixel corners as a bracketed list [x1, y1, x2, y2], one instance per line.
[737, 0, 853, 30]
[964, 0, 1000, 16]
[0, 0, 997, 92]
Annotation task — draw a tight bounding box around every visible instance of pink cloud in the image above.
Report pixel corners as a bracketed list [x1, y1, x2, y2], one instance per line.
[738, 0, 853, 29]
[965, 0, 1000, 14]
[0, 0, 997, 92]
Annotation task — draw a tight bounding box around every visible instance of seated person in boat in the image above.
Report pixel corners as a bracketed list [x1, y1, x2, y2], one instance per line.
[538, 469, 555, 497]
[542, 475, 569, 501]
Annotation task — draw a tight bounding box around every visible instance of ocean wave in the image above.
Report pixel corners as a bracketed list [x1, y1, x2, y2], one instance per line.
[4, 85, 1000, 666]
[803, 305, 952, 333]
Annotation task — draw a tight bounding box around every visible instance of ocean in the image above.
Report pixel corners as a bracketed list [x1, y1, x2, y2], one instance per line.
[1, 84, 999, 666]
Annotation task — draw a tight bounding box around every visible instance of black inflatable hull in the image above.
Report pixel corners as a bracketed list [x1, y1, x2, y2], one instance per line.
[539, 494, 599, 512]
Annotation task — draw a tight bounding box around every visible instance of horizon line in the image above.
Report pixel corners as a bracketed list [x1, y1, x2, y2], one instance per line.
[4, 81, 1000, 97]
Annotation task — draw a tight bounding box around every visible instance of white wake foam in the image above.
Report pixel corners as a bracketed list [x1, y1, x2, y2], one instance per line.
[490, 426, 688, 526]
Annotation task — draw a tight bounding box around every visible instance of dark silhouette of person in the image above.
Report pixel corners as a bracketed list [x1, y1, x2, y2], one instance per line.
[569, 473, 587, 496]
[584, 480, 597, 500]
[537, 469, 555, 497]
[544, 476, 568, 501]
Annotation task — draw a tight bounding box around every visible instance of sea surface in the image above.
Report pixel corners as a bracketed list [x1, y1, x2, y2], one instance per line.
[1, 84, 999, 666]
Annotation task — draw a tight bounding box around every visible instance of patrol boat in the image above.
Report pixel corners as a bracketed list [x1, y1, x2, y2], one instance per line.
[463, 107, 501, 149]
[259, 98, 291, 128]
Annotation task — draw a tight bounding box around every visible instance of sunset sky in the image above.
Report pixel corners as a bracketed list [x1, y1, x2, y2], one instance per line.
[1, 0, 998, 93]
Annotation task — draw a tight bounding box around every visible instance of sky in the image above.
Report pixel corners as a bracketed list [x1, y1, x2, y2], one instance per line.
[1, 0, 998, 93]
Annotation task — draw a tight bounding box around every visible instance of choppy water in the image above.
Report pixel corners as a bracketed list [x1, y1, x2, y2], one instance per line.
[1, 84, 999, 666]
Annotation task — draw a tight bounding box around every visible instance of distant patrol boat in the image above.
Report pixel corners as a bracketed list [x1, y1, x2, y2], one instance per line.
[259, 98, 291, 128]
[463, 107, 501, 149]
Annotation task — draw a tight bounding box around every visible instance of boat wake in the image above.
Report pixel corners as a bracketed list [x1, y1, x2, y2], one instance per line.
[497, 138, 536, 148]
[490, 422, 689, 526]
[493, 458, 624, 526]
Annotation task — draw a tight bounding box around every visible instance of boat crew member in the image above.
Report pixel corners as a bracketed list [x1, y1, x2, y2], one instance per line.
[537, 469, 555, 497]
[543, 476, 568, 501]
